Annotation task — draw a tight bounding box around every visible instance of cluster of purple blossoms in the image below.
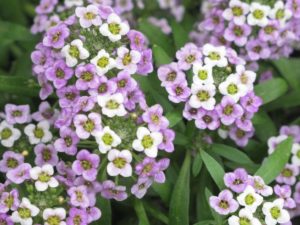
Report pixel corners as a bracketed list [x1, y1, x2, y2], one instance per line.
[190, 0, 300, 70]
[0, 103, 102, 225]
[267, 125, 300, 224]
[210, 168, 291, 225]
[158, 43, 262, 147]
[31, 3, 175, 201]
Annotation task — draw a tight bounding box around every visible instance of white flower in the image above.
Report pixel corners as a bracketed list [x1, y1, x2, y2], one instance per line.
[91, 49, 115, 76]
[24, 120, 52, 144]
[228, 208, 262, 225]
[267, 135, 288, 154]
[203, 44, 228, 67]
[132, 127, 163, 158]
[11, 198, 40, 225]
[291, 143, 300, 166]
[192, 62, 214, 85]
[99, 13, 129, 42]
[269, 1, 292, 27]
[223, 0, 250, 25]
[43, 208, 66, 225]
[247, 2, 271, 27]
[107, 149, 132, 177]
[65, 0, 83, 8]
[30, 164, 59, 192]
[95, 126, 121, 154]
[250, 176, 273, 197]
[219, 74, 247, 102]
[61, 39, 90, 67]
[262, 199, 290, 225]
[237, 186, 263, 213]
[116, 46, 141, 74]
[189, 83, 216, 110]
[236, 65, 256, 91]
[75, 5, 102, 28]
[0, 120, 21, 147]
[97, 93, 127, 117]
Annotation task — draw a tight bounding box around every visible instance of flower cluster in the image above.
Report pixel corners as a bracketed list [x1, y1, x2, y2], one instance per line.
[267, 125, 300, 222]
[210, 168, 291, 225]
[158, 43, 262, 146]
[190, 0, 300, 69]
[31, 3, 175, 201]
[0, 103, 102, 225]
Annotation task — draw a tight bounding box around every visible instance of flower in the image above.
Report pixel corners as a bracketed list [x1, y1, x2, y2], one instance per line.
[116, 47, 141, 74]
[142, 104, 169, 132]
[107, 149, 132, 177]
[0, 189, 20, 213]
[97, 93, 127, 117]
[54, 126, 79, 155]
[291, 143, 300, 166]
[91, 49, 115, 76]
[43, 208, 66, 225]
[203, 44, 228, 67]
[66, 208, 88, 225]
[73, 112, 102, 139]
[72, 149, 100, 181]
[11, 198, 40, 225]
[219, 74, 247, 102]
[247, 2, 271, 27]
[262, 199, 290, 224]
[30, 164, 59, 191]
[269, 1, 292, 27]
[132, 127, 163, 158]
[34, 143, 59, 166]
[274, 185, 296, 209]
[0, 121, 21, 148]
[24, 120, 53, 144]
[222, 0, 250, 25]
[228, 208, 261, 225]
[249, 176, 273, 197]
[192, 62, 214, 85]
[95, 126, 121, 153]
[75, 4, 102, 28]
[43, 24, 70, 49]
[131, 178, 153, 199]
[61, 39, 90, 67]
[176, 43, 201, 70]
[237, 186, 263, 212]
[101, 180, 128, 201]
[216, 96, 243, 126]
[7, 163, 31, 184]
[31, 101, 58, 124]
[210, 190, 239, 215]
[99, 13, 129, 42]
[224, 168, 249, 193]
[276, 164, 299, 185]
[189, 83, 216, 110]
[67, 185, 90, 208]
[0, 151, 24, 173]
[5, 104, 31, 124]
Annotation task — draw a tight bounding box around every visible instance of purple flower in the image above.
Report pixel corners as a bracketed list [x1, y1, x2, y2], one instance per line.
[224, 22, 251, 47]
[216, 96, 244, 126]
[74, 177, 102, 194]
[131, 178, 153, 199]
[0, 213, 13, 225]
[127, 30, 146, 51]
[73, 113, 102, 139]
[142, 104, 169, 131]
[0, 151, 24, 173]
[280, 125, 300, 143]
[31, 46, 54, 75]
[75, 64, 99, 91]
[6, 163, 31, 184]
[259, 20, 280, 42]
[57, 85, 80, 108]
[34, 143, 58, 166]
[32, 101, 58, 124]
[183, 104, 198, 121]
[176, 43, 201, 70]
[158, 129, 175, 153]
[36, 0, 58, 14]
[124, 88, 145, 111]
[5, 104, 31, 124]
[158, 63, 186, 87]
[101, 180, 128, 201]
[201, 8, 225, 33]
[115, 0, 134, 14]
[68, 185, 90, 208]
[72, 150, 100, 181]
[166, 82, 191, 103]
[137, 49, 154, 75]
[112, 71, 137, 94]
[246, 38, 271, 61]
[66, 208, 88, 225]
[229, 126, 254, 147]
[86, 205, 101, 223]
[43, 24, 70, 49]
[37, 75, 54, 100]
[276, 164, 299, 185]
[45, 59, 73, 89]
[209, 190, 239, 215]
[274, 185, 296, 209]
[195, 109, 220, 130]
[74, 96, 96, 113]
[235, 112, 254, 132]
[293, 182, 300, 204]
[55, 108, 74, 128]
[224, 168, 249, 193]
[248, 175, 273, 197]
[88, 76, 117, 97]
[0, 189, 19, 213]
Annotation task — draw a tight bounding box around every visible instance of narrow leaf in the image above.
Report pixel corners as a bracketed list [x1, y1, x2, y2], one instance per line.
[171, 20, 189, 49]
[153, 45, 172, 66]
[252, 111, 277, 142]
[134, 199, 150, 225]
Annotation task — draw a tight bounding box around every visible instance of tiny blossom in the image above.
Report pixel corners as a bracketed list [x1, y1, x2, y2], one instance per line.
[91, 49, 116, 75]
[0, 121, 21, 148]
[73, 113, 102, 139]
[262, 199, 290, 224]
[116, 47, 141, 74]
[5, 104, 31, 124]
[237, 186, 263, 212]
[0, 151, 24, 173]
[24, 120, 53, 144]
[61, 39, 90, 67]
[11, 198, 40, 225]
[107, 149, 132, 177]
[228, 208, 261, 225]
[68, 185, 90, 208]
[31, 101, 59, 124]
[75, 4, 102, 28]
[101, 180, 128, 201]
[224, 168, 249, 193]
[7, 163, 31, 184]
[34, 143, 59, 166]
[209, 190, 239, 215]
[247, 2, 271, 27]
[30, 164, 59, 191]
[131, 178, 153, 199]
[95, 126, 121, 153]
[97, 93, 127, 117]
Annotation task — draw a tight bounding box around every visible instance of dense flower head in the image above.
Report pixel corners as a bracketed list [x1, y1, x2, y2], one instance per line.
[158, 43, 262, 146]
[190, 0, 300, 67]
[267, 125, 300, 221]
[31, 2, 175, 201]
[210, 168, 292, 225]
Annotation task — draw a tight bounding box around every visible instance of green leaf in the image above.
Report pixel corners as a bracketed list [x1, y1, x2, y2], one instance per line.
[174, 132, 189, 146]
[194, 220, 215, 225]
[201, 150, 225, 190]
[255, 137, 293, 184]
[272, 58, 300, 90]
[171, 20, 189, 49]
[169, 152, 191, 225]
[144, 202, 169, 224]
[91, 198, 111, 225]
[166, 109, 182, 127]
[265, 90, 300, 110]
[153, 45, 172, 66]
[152, 182, 172, 205]
[192, 152, 203, 177]
[0, 75, 40, 97]
[134, 199, 150, 225]
[254, 78, 288, 104]
[211, 144, 254, 164]
[252, 111, 277, 142]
